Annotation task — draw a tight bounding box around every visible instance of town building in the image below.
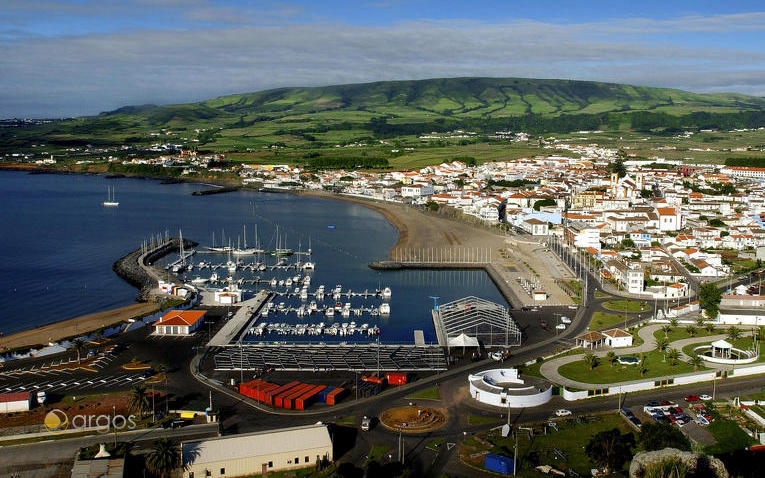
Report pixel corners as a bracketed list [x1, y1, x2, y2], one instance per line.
[0, 391, 33, 413]
[181, 424, 333, 478]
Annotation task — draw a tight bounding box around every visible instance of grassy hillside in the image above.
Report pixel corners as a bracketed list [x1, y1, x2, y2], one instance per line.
[3, 77, 765, 158]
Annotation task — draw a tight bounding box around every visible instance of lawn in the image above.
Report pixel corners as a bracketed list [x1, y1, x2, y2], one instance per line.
[405, 386, 441, 401]
[704, 419, 755, 455]
[594, 291, 611, 299]
[460, 413, 636, 476]
[589, 311, 629, 330]
[558, 349, 702, 384]
[333, 416, 356, 425]
[654, 327, 720, 343]
[602, 300, 650, 313]
[367, 444, 391, 463]
[468, 414, 502, 426]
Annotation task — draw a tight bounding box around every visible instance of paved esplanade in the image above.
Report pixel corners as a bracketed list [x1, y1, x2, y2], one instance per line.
[207, 290, 270, 346]
[539, 324, 752, 390]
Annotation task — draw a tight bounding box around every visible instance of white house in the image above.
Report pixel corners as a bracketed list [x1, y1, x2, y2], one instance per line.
[521, 218, 549, 236]
[401, 183, 434, 198]
[602, 328, 633, 348]
[657, 207, 682, 232]
[152, 310, 206, 336]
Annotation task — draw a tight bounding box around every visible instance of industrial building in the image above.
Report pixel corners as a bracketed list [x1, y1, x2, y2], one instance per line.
[181, 423, 333, 478]
[432, 297, 522, 351]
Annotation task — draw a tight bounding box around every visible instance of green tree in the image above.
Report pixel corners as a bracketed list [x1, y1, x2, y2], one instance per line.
[665, 348, 680, 366]
[689, 354, 704, 372]
[128, 384, 151, 419]
[585, 428, 635, 473]
[606, 351, 617, 368]
[639, 354, 648, 377]
[685, 325, 697, 337]
[638, 422, 692, 451]
[727, 325, 742, 341]
[695, 316, 705, 328]
[661, 324, 672, 337]
[145, 438, 182, 478]
[533, 198, 556, 211]
[608, 157, 627, 178]
[583, 352, 599, 371]
[656, 336, 670, 353]
[698, 283, 722, 320]
[704, 322, 716, 334]
[670, 318, 678, 328]
[621, 237, 635, 248]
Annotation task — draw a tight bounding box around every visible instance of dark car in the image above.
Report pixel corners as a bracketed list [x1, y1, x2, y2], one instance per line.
[620, 408, 634, 418]
[630, 416, 642, 428]
[646, 401, 660, 408]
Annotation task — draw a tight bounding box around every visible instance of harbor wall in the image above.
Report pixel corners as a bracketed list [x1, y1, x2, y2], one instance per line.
[368, 261, 522, 309]
[113, 237, 197, 296]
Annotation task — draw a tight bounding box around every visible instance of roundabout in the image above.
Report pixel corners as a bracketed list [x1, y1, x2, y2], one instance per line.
[379, 405, 447, 433]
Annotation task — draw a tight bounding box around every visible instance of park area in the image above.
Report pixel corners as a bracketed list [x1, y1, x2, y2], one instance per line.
[557, 350, 700, 384]
[460, 413, 636, 476]
[602, 300, 651, 313]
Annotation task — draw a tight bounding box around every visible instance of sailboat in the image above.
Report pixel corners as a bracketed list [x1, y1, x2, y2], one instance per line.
[103, 186, 119, 207]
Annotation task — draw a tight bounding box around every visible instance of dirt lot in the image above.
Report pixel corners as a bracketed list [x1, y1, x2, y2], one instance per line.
[380, 405, 447, 433]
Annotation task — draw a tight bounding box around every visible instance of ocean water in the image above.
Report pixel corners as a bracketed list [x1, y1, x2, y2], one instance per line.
[0, 171, 505, 342]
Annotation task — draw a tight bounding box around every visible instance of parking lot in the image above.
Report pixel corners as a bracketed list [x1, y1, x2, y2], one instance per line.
[622, 396, 715, 446]
[0, 370, 149, 395]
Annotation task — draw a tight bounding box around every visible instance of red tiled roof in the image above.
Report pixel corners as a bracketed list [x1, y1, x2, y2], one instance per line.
[0, 392, 30, 403]
[153, 310, 206, 327]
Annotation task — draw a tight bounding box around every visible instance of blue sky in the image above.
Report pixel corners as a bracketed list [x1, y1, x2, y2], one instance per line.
[2, 1, 765, 117]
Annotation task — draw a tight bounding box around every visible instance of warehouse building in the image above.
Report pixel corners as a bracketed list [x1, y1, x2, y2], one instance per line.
[152, 310, 206, 336]
[0, 391, 33, 413]
[181, 423, 332, 478]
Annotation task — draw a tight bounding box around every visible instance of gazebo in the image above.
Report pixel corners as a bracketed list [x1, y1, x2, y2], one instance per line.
[710, 339, 733, 359]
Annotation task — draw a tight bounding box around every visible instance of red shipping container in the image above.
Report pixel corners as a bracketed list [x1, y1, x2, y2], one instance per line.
[281, 384, 313, 409]
[258, 383, 279, 402]
[294, 385, 326, 411]
[386, 373, 407, 386]
[325, 387, 346, 406]
[362, 374, 384, 384]
[263, 381, 300, 406]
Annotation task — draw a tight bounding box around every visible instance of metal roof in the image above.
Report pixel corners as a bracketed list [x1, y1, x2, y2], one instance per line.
[182, 424, 331, 465]
[435, 296, 521, 348]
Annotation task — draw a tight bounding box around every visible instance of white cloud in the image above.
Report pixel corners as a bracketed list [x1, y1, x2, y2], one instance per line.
[1, 14, 764, 117]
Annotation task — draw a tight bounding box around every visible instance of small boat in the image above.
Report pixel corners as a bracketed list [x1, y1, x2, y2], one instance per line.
[327, 225, 336, 229]
[379, 303, 391, 315]
[103, 186, 119, 207]
[382, 287, 392, 299]
[191, 276, 208, 285]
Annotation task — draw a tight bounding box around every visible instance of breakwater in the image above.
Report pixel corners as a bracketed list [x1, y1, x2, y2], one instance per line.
[191, 186, 239, 196]
[113, 237, 198, 296]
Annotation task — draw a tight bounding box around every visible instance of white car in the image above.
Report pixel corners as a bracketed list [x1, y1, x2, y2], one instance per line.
[555, 409, 572, 417]
[699, 394, 712, 401]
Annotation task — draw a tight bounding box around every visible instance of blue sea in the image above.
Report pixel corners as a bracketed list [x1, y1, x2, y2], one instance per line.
[0, 171, 505, 342]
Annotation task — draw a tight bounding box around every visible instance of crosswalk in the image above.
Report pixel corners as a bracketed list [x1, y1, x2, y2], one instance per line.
[0, 372, 147, 395]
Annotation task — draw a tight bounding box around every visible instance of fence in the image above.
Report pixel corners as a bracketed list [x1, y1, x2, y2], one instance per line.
[391, 247, 491, 264]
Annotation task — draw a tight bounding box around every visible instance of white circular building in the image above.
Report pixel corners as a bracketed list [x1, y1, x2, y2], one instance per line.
[468, 368, 552, 408]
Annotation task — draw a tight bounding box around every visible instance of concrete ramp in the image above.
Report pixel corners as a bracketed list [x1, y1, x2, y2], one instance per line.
[207, 291, 271, 347]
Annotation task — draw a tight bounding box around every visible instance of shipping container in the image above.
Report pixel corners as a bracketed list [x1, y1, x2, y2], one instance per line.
[239, 379, 275, 401]
[281, 384, 314, 409]
[325, 387, 347, 406]
[385, 372, 407, 386]
[294, 385, 326, 410]
[484, 454, 513, 475]
[317, 387, 336, 404]
[263, 381, 301, 406]
[362, 374, 384, 384]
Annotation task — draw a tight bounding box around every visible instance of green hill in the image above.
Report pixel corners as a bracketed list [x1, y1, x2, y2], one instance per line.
[4, 77, 765, 154]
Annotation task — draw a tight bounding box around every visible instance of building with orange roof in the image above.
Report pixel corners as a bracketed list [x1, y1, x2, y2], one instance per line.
[153, 310, 206, 336]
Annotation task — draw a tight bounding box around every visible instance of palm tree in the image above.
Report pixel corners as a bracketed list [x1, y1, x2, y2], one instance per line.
[639, 354, 648, 377]
[606, 351, 617, 368]
[670, 318, 678, 329]
[695, 316, 705, 328]
[689, 354, 704, 372]
[584, 352, 599, 371]
[728, 326, 742, 341]
[656, 336, 670, 353]
[128, 384, 150, 419]
[685, 325, 697, 338]
[661, 324, 672, 337]
[705, 322, 716, 334]
[666, 348, 680, 366]
[145, 438, 182, 478]
[73, 339, 87, 364]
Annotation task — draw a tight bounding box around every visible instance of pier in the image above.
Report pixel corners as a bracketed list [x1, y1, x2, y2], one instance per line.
[207, 290, 272, 346]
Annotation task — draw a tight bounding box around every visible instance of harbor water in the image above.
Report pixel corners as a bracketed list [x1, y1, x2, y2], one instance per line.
[0, 171, 505, 342]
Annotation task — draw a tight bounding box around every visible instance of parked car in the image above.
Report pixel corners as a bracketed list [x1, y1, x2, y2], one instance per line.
[629, 416, 642, 428]
[555, 409, 572, 417]
[361, 416, 371, 431]
[699, 394, 712, 401]
[620, 408, 634, 418]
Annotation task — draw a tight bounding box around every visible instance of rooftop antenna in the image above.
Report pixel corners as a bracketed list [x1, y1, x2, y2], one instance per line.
[430, 296, 440, 311]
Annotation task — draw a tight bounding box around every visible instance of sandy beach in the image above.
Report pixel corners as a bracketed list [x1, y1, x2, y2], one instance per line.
[0, 302, 158, 351]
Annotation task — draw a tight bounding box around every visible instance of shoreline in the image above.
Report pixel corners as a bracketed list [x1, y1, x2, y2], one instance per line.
[0, 302, 159, 351]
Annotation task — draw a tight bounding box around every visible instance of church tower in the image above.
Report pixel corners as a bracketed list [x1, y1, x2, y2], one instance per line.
[610, 172, 619, 198]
